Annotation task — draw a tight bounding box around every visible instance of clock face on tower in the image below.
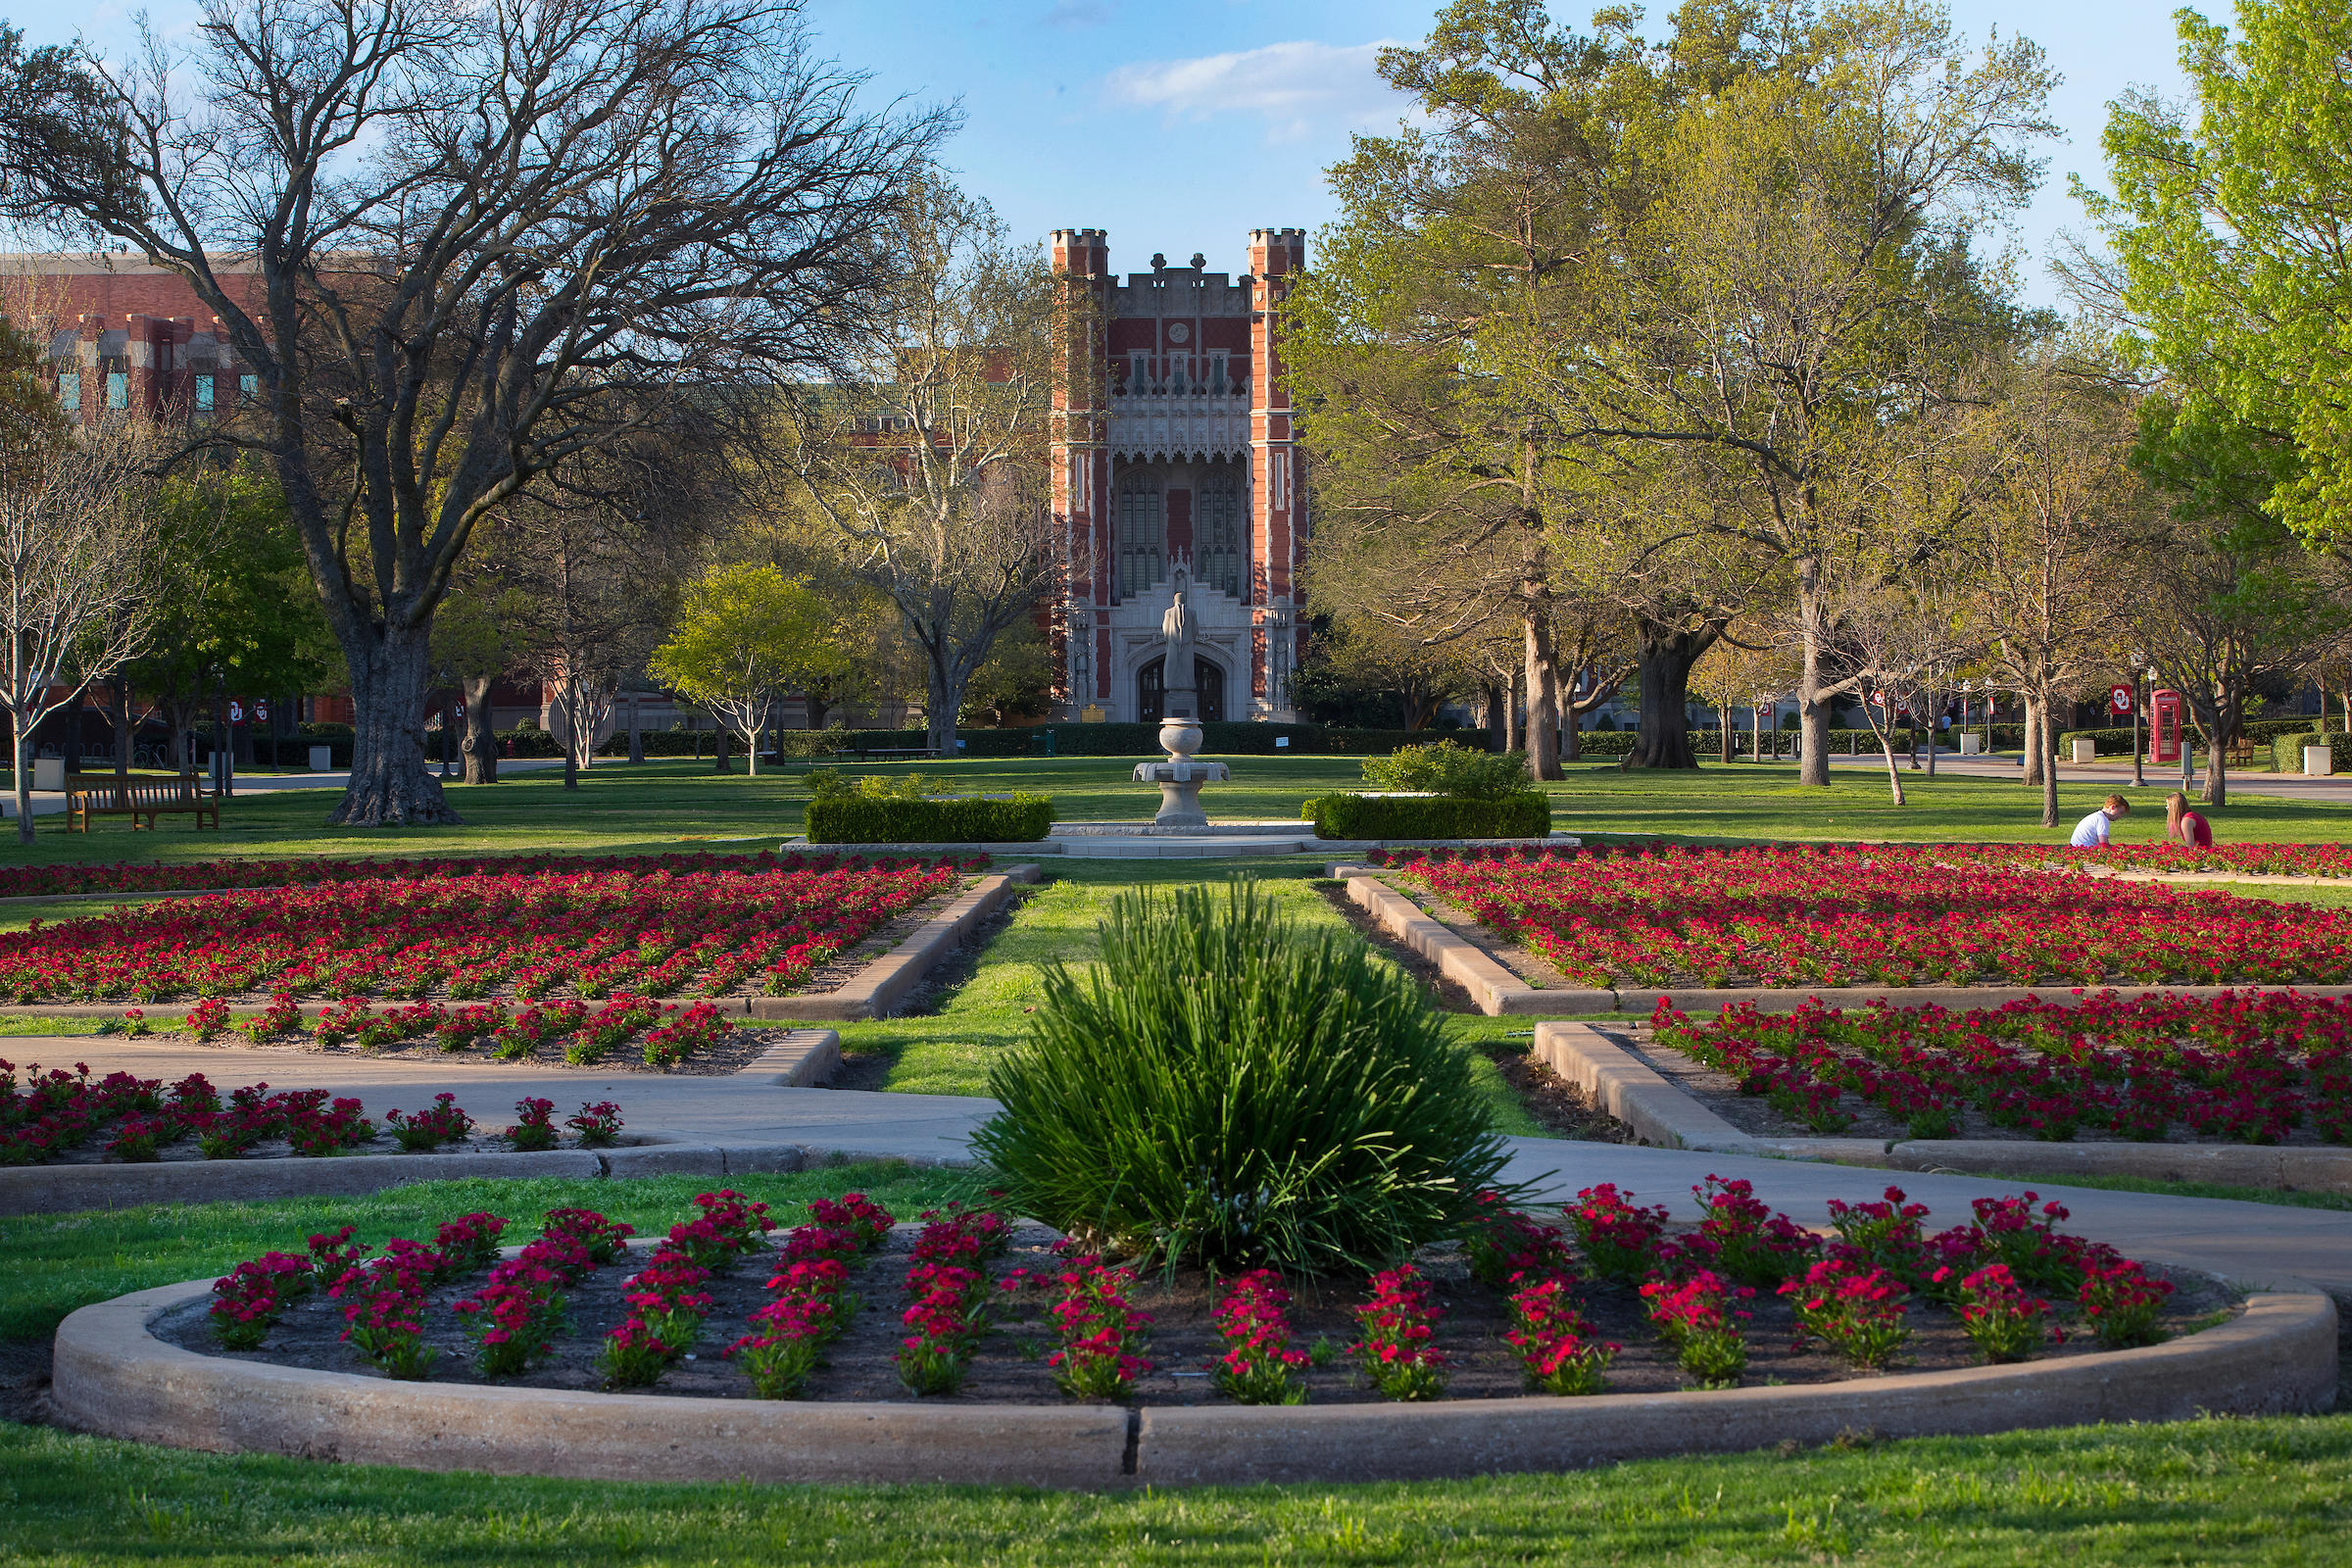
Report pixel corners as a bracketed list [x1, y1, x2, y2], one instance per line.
[1166, 322, 1190, 344]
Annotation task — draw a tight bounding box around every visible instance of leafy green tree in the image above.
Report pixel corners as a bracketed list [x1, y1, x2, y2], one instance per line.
[650, 564, 847, 774]
[2083, 0, 2352, 546]
[122, 467, 329, 772]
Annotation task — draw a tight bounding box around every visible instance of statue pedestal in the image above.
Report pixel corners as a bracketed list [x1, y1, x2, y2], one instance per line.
[1132, 715, 1228, 826]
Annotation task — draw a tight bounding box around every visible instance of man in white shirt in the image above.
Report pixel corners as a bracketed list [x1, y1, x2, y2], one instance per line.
[2069, 794, 2131, 848]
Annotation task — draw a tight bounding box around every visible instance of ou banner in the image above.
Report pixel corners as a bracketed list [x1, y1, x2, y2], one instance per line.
[2110, 684, 2133, 715]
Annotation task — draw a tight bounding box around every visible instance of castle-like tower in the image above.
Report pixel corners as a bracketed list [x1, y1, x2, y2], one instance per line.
[1047, 228, 1309, 723]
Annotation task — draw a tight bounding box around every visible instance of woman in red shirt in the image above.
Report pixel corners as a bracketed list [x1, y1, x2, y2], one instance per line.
[2165, 791, 2213, 848]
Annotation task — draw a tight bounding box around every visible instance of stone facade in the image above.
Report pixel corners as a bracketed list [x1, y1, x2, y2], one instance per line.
[1048, 229, 1308, 723]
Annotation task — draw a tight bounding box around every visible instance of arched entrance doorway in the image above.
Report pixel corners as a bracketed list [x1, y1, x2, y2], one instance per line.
[1138, 657, 1225, 723]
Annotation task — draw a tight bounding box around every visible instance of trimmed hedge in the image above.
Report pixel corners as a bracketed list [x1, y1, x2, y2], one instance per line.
[2274, 732, 2352, 773]
[1300, 793, 1550, 841]
[803, 722, 1469, 760]
[806, 793, 1055, 844]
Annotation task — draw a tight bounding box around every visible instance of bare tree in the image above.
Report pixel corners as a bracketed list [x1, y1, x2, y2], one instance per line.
[1961, 352, 2139, 825]
[0, 0, 944, 824]
[793, 175, 1057, 755]
[0, 416, 160, 840]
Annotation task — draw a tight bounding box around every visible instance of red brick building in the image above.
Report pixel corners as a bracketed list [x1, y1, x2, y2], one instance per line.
[1049, 229, 1309, 723]
[3, 254, 266, 426]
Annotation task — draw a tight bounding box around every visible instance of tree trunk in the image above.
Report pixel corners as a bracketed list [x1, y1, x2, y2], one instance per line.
[113, 681, 130, 782]
[714, 727, 732, 773]
[330, 627, 457, 825]
[1484, 681, 1506, 753]
[2021, 693, 2043, 786]
[2037, 705, 2060, 828]
[461, 673, 499, 784]
[628, 690, 644, 764]
[1719, 704, 1733, 763]
[1620, 616, 1711, 770]
[1875, 723, 1908, 806]
[1795, 558, 1835, 787]
[1504, 669, 1522, 754]
[12, 710, 31, 846]
[1524, 611, 1561, 782]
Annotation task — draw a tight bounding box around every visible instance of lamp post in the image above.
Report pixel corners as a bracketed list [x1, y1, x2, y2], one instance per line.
[212, 665, 232, 799]
[2129, 651, 2147, 789]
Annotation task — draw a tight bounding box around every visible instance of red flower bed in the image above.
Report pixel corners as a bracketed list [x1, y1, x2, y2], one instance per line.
[0, 850, 987, 902]
[1396, 845, 2352, 990]
[1651, 991, 2352, 1145]
[1373, 839, 2352, 879]
[0, 858, 963, 1011]
[0, 1058, 628, 1166]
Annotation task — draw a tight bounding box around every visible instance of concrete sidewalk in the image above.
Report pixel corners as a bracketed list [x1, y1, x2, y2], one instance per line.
[26, 1034, 2352, 1295]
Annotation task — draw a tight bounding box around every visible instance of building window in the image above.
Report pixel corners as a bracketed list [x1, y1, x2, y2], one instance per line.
[58, 372, 78, 412]
[240, 374, 257, 401]
[196, 375, 214, 412]
[1198, 469, 1244, 598]
[107, 371, 128, 410]
[1118, 470, 1162, 600]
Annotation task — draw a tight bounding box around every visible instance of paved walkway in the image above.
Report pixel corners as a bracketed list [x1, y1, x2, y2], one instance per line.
[29, 1036, 2352, 1296]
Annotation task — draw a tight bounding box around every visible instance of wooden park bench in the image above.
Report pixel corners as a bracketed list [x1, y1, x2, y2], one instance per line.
[2228, 735, 2259, 770]
[827, 745, 942, 763]
[64, 777, 220, 833]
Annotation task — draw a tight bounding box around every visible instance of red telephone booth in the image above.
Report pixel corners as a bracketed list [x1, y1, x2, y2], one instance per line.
[2151, 688, 2183, 764]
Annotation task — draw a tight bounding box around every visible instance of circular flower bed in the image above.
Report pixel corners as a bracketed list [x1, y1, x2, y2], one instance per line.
[151, 1180, 2236, 1406]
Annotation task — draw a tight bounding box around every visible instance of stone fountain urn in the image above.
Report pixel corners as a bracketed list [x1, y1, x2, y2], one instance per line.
[1132, 714, 1229, 827]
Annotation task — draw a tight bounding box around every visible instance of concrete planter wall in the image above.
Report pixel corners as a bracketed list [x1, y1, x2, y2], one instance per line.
[50, 1271, 2338, 1489]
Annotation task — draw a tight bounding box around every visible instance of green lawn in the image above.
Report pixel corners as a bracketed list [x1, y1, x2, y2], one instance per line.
[838, 862, 1544, 1138]
[8, 753, 2349, 871]
[4, 1409, 2347, 1563]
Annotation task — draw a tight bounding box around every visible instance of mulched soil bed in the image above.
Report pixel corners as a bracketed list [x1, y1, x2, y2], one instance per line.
[1623, 1026, 2349, 1149]
[158, 1222, 2239, 1405]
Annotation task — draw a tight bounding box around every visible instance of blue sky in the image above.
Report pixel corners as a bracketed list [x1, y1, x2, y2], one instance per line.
[12, 0, 2197, 306]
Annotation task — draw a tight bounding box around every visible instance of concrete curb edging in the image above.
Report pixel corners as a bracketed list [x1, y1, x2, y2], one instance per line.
[1336, 868, 1604, 1017]
[748, 865, 1042, 1022]
[50, 1269, 2336, 1489]
[736, 1028, 842, 1086]
[1534, 1022, 2352, 1192]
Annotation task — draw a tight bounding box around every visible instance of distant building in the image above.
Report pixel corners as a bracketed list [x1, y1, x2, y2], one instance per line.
[1048, 229, 1310, 723]
[1, 254, 266, 426]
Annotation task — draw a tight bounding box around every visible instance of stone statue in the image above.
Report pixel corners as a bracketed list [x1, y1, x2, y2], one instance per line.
[1160, 570, 1197, 714]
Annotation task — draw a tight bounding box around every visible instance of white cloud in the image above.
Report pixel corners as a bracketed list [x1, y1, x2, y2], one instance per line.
[1101, 39, 1410, 143]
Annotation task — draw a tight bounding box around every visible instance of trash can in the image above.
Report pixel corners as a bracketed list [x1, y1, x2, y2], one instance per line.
[1958, 733, 1982, 755]
[31, 758, 62, 791]
[309, 746, 333, 772]
[2071, 737, 2097, 765]
[2305, 744, 2334, 778]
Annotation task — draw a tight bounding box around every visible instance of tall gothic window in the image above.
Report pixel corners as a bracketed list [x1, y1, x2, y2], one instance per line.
[1118, 470, 1162, 599]
[1198, 469, 1243, 598]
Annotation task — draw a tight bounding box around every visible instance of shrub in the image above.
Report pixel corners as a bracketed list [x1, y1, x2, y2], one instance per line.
[1300, 793, 1550, 841]
[2275, 731, 2352, 773]
[807, 794, 1054, 844]
[1358, 740, 1532, 800]
[971, 880, 1512, 1274]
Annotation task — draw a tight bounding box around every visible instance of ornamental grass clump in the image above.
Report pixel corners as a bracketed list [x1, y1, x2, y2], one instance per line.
[974, 880, 1511, 1275]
